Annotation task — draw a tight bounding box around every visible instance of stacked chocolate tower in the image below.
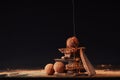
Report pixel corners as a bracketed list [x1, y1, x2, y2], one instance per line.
[44, 36, 96, 76]
[54, 36, 86, 75]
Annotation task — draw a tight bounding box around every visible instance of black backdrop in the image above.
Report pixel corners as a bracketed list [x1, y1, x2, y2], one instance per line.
[0, 0, 120, 69]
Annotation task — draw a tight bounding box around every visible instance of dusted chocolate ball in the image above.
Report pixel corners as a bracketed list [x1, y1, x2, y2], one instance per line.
[53, 62, 65, 73]
[44, 63, 54, 75]
[66, 36, 79, 48]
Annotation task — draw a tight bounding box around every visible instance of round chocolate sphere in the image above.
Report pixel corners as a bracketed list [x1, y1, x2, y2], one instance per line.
[44, 63, 54, 75]
[66, 36, 79, 48]
[53, 62, 65, 73]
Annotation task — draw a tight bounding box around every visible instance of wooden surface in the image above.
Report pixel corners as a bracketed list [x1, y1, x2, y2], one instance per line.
[0, 69, 120, 78]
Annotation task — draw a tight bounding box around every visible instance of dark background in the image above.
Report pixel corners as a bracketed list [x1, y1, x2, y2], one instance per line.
[0, 0, 119, 69]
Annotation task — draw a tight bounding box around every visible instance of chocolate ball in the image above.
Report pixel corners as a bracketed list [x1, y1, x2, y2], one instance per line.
[53, 62, 65, 73]
[66, 36, 79, 48]
[44, 63, 54, 75]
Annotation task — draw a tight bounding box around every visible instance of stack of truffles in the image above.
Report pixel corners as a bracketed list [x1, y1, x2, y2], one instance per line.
[44, 36, 96, 76]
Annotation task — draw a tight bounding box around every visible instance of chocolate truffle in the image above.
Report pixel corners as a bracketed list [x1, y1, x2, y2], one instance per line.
[53, 62, 65, 73]
[45, 63, 54, 75]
